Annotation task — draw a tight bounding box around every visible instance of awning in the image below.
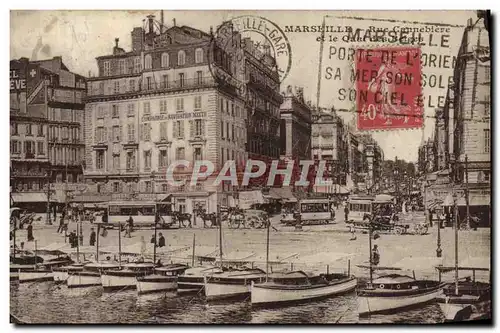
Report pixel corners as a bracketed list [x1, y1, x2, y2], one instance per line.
[265, 187, 297, 201]
[238, 191, 265, 209]
[11, 192, 50, 203]
[71, 194, 112, 203]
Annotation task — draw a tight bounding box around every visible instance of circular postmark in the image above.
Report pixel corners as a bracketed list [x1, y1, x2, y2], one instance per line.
[208, 15, 292, 96]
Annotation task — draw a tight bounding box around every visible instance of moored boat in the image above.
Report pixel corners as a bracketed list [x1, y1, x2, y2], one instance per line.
[136, 263, 189, 294]
[204, 268, 266, 301]
[101, 262, 155, 291]
[357, 274, 444, 316]
[53, 263, 86, 283]
[251, 271, 357, 307]
[67, 262, 120, 288]
[178, 265, 222, 293]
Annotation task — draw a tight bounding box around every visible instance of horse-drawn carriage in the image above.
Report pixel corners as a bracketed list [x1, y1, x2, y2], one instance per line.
[193, 206, 270, 229]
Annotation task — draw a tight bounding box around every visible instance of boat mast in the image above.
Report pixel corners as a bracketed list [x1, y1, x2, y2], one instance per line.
[96, 224, 100, 262]
[266, 216, 270, 281]
[118, 223, 122, 269]
[191, 234, 196, 267]
[153, 215, 157, 265]
[369, 220, 373, 286]
[453, 188, 459, 296]
[76, 220, 80, 263]
[34, 240, 38, 269]
[12, 217, 16, 259]
[218, 203, 223, 267]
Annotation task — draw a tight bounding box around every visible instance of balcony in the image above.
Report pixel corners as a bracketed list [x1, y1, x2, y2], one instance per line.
[85, 77, 216, 101]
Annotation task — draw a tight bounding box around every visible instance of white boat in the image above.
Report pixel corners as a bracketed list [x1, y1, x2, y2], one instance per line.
[357, 274, 444, 316]
[136, 264, 188, 294]
[18, 269, 54, 283]
[251, 271, 357, 307]
[67, 262, 120, 288]
[101, 262, 155, 291]
[178, 265, 222, 293]
[204, 268, 266, 301]
[52, 263, 86, 283]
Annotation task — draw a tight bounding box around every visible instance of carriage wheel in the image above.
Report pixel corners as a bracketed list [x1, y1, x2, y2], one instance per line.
[395, 227, 403, 235]
[420, 225, 428, 235]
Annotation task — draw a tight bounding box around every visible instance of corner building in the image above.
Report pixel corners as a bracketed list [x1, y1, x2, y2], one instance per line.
[84, 16, 247, 213]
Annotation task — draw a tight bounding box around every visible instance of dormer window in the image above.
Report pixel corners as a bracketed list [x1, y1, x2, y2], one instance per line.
[161, 52, 170, 68]
[178, 50, 186, 66]
[144, 54, 152, 70]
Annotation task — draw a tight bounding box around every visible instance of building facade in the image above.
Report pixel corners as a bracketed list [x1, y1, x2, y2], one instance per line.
[451, 16, 491, 225]
[311, 108, 349, 193]
[84, 16, 279, 213]
[358, 134, 384, 193]
[10, 57, 86, 212]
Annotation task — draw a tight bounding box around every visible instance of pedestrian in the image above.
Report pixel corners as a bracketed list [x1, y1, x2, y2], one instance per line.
[124, 222, 131, 238]
[57, 215, 65, 233]
[26, 223, 34, 242]
[158, 232, 165, 248]
[89, 228, 96, 246]
[371, 245, 380, 266]
[429, 209, 434, 228]
[344, 204, 349, 222]
[150, 234, 156, 245]
[349, 229, 357, 241]
[68, 231, 75, 248]
[127, 215, 134, 232]
[53, 205, 57, 222]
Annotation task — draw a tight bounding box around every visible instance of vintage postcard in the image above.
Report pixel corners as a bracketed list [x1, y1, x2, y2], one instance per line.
[9, 10, 491, 324]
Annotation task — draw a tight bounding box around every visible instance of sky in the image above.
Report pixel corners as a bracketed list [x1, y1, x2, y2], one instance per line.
[10, 10, 478, 162]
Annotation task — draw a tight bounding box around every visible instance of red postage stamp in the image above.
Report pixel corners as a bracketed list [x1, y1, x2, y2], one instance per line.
[355, 47, 423, 130]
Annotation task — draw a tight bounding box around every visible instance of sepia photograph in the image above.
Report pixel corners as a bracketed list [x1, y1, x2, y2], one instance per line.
[9, 9, 491, 324]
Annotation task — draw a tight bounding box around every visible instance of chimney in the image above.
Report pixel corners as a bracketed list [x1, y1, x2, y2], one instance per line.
[115, 38, 119, 48]
[467, 18, 473, 27]
[147, 15, 155, 34]
[161, 10, 164, 28]
[173, 18, 176, 27]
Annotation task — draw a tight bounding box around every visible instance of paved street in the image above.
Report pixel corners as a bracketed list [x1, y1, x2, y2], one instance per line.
[14, 209, 491, 283]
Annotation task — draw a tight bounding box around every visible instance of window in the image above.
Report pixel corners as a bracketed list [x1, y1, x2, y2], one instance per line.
[221, 147, 224, 164]
[97, 106, 105, 119]
[160, 122, 167, 140]
[226, 101, 229, 114]
[129, 79, 135, 92]
[160, 100, 167, 114]
[221, 121, 224, 138]
[220, 98, 224, 113]
[226, 123, 230, 141]
[99, 82, 104, 94]
[37, 124, 44, 137]
[113, 154, 120, 170]
[144, 151, 151, 170]
[159, 150, 168, 167]
[26, 124, 32, 136]
[484, 171, 490, 182]
[37, 142, 45, 155]
[194, 147, 202, 160]
[143, 101, 150, 115]
[134, 57, 141, 73]
[126, 151, 135, 170]
[12, 123, 19, 135]
[176, 98, 184, 112]
[96, 151, 105, 170]
[114, 81, 120, 94]
[127, 104, 135, 117]
[174, 121, 184, 138]
[484, 129, 490, 153]
[485, 66, 490, 82]
[127, 124, 135, 142]
[177, 50, 186, 66]
[178, 73, 185, 87]
[161, 53, 169, 68]
[112, 104, 119, 118]
[231, 124, 235, 141]
[118, 59, 125, 74]
[95, 127, 106, 143]
[103, 61, 110, 76]
[145, 181, 152, 193]
[176, 147, 185, 160]
[194, 96, 202, 110]
[10, 140, 20, 154]
[113, 182, 120, 193]
[161, 74, 169, 89]
[195, 119, 203, 136]
[195, 48, 204, 63]
[144, 54, 152, 69]
[161, 183, 168, 192]
[196, 71, 203, 85]
[112, 126, 120, 142]
[143, 123, 151, 141]
[146, 77, 153, 90]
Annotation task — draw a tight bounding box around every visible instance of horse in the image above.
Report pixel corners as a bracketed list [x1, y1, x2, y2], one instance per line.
[171, 211, 192, 228]
[193, 207, 218, 228]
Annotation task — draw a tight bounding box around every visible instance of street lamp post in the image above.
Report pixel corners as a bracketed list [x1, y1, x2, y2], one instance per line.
[436, 207, 442, 258]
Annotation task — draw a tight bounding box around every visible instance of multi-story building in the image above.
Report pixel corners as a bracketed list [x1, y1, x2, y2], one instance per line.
[84, 16, 254, 213]
[451, 16, 491, 226]
[418, 138, 436, 174]
[433, 108, 448, 171]
[311, 108, 349, 194]
[358, 134, 384, 193]
[10, 56, 86, 213]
